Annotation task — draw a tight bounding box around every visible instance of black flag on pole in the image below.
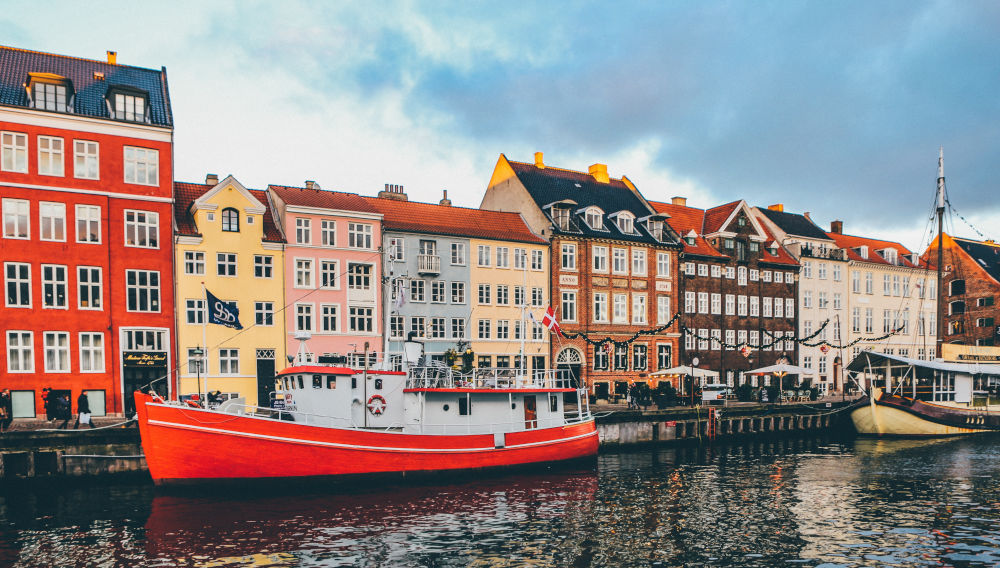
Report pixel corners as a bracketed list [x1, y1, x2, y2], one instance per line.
[206, 289, 243, 330]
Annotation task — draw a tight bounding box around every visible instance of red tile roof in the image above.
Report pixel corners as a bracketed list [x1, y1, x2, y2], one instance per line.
[703, 201, 741, 233]
[268, 185, 380, 214]
[826, 232, 917, 267]
[172, 182, 284, 243]
[362, 196, 547, 244]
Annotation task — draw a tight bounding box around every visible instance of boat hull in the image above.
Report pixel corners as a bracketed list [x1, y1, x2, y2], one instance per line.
[135, 393, 599, 485]
[850, 392, 1000, 437]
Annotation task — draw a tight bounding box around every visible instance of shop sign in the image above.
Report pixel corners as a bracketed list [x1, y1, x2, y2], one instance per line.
[123, 351, 168, 367]
[559, 274, 578, 286]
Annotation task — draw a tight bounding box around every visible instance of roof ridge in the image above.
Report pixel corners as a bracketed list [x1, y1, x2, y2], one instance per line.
[508, 159, 626, 183]
[832, 232, 907, 248]
[268, 184, 362, 197]
[364, 196, 524, 216]
[0, 44, 162, 73]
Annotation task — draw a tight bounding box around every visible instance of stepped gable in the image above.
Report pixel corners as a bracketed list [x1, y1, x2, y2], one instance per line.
[506, 159, 665, 245]
[952, 236, 1000, 284]
[362, 195, 545, 244]
[0, 44, 172, 126]
[827, 231, 918, 267]
[756, 207, 832, 241]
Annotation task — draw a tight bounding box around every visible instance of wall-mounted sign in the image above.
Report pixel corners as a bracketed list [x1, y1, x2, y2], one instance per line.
[655, 281, 671, 292]
[559, 274, 578, 286]
[123, 351, 168, 367]
[631, 280, 647, 290]
[592, 277, 610, 287]
[612, 278, 628, 288]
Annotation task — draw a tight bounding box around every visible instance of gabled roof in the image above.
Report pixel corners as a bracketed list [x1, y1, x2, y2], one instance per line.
[703, 201, 741, 234]
[755, 207, 832, 241]
[0, 45, 172, 127]
[268, 185, 380, 214]
[826, 232, 918, 268]
[506, 159, 675, 245]
[173, 182, 284, 243]
[361, 196, 546, 245]
[952, 236, 1000, 284]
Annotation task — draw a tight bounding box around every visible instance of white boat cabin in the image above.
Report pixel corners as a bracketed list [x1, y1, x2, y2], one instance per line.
[846, 351, 1000, 406]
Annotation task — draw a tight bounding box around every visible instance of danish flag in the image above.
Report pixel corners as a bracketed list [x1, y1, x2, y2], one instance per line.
[542, 305, 561, 333]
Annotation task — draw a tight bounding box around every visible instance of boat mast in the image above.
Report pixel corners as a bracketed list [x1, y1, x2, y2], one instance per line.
[935, 148, 945, 359]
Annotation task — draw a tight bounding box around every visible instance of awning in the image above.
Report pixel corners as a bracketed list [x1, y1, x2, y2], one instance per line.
[846, 350, 1000, 375]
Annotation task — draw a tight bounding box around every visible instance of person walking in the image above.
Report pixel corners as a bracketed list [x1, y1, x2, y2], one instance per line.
[56, 394, 72, 429]
[42, 387, 53, 421]
[74, 391, 94, 429]
[0, 389, 12, 433]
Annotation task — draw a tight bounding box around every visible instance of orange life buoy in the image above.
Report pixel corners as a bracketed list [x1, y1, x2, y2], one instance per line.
[366, 394, 387, 416]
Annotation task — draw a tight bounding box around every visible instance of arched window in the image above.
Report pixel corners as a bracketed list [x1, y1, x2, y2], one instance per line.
[584, 207, 603, 230]
[556, 347, 583, 364]
[221, 207, 239, 232]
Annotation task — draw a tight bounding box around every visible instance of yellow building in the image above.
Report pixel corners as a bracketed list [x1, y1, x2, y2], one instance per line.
[468, 237, 551, 372]
[173, 175, 287, 406]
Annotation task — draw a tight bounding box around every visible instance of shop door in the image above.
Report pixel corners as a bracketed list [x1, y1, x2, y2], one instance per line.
[123, 365, 166, 417]
[257, 356, 276, 407]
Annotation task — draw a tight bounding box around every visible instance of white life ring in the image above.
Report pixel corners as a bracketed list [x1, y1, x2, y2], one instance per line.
[367, 394, 387, 416]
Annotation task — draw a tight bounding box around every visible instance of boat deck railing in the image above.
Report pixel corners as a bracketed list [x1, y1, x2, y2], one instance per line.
[406, 367, 576, 390]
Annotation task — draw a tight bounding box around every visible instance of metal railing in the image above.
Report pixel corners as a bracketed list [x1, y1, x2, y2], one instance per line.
[406, 367, 576, 390]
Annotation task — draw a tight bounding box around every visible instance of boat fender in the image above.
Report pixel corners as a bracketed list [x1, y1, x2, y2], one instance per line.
[367, 394, 387, 416]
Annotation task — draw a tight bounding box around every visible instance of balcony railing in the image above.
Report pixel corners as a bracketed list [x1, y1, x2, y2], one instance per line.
[417, 254, 441, 274]
[406, 367, 577, 390]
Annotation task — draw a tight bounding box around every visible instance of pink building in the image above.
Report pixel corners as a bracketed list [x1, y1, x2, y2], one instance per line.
[268, 184, 383, 365]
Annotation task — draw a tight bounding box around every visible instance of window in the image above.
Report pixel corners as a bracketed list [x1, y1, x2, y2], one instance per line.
[350, 307, 374, 333]
[39, 202, 65, 241]
[725, 294, 735, 316]
[774, 297, 783, 318]
[114, 92, 146, 121]
[389, 315, 405, 339]
[41, 264, 67, 308]
[618, 214, 635, 234]
[219, 349, 239, 375]
[431, 281, 446, 303]
[852, 271, 861, 293]
[320, 260, 338, 288]
[865, 272, 873, 294]
[6, 331, 34, 372]
[496, 247, 510, 268]
[532, 287, 544, 307]
[883, 274, 891, 296]
[949, 300, 966, 316]
[803, 290, 812, 309]
[126, 270, 160, 312]
[593, 246, 608, 272]
[632, 294, 647, 324]
[78, 266, 102, 309]
[295, 304, 313, 331]
[593, 345, 609, 371]
[561, 291, 577, 322]
[513, 286, 525, 307]
[762, 296, 772, 317]
[738, 266, 747, 286]
[950, 280, 966, 296]
[833, 293, 842, 310]
[657, 252, 671, 277]
[478, 284, 491, 304]
[295, 218, 311, 244]
[685, 262, 696, 276]
[451, 243, 466, 265]
[710, 293, 721, 315]
[738, 295, 748, 316]
[496, 320, 510, 340]
[451, 282, 466, 304]
[221, 208, 240, 232]
[79, 332, 104, 372]
[978, 297, 996, 307]
[321, 305, 338, 332]
[818, 292, 828, 309]
[219, 253, 238, 278]
[1, 132, 27, 173]
[124, 210, 158, 248]
[561, 243, 576, 270]
[633, 345, 647, 371]
[348, 223, 372, 249]
[478, 245, 491, 267]
[613, 248, 628, 274]
[585, 208, 603, 230]
[185, 299, 205, 324]
[477, 319, 491, 339]
[69, 140, 100, 180]
[123, 146, 158, 185]
[725, 330, 736, 351]
[38, 136, 64, 176]
[410, 279, 425, 302]
[614, 344, 629, 370]
[657, 344, 672, 370]
[5, 262, 31, 307]
[513, 248, 527, 269]
[978, 317, 996, 328]
[833, 265, 842, 282]
[3, 198, 29, 238]
[865, 308, 873, 333]
[255, 302, 274, 326]
[318, 219, 335, 246]
[632, 249, 647, 276]
[254, 255, 273, 278]
[685, 291, 696, 314]
[726, 266, 735, 279]
[388, 237, 404, 260]
[750, 269, 759, 281]
[451, 318, 466, 339]
[698, 264, 708, 277]
[750, 296, 759, 317]
[711, 265, 722, 278]
[711, 329, 722, 350]
[593, 292, 608, 323]
[348, 263, 372, 290]
[531, 250, 544, 270]
[497, 285, 509, 305]
[774, 271, 783, 283]
[802, 261, 812, 279]
[697, 292, 709, 314]
[43, 332, 69, 373]
[762, 270, 771, 282]
[818, 263, 827, 280]
[613, 293, 629, 323]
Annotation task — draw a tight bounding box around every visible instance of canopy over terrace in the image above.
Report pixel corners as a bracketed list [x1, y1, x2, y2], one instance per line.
[650, 366, 720, 390]
[744, 364, 816, 377]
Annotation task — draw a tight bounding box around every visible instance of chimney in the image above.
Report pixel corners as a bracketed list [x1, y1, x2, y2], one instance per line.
[588, 163, 609, 184]
[205, 173, 218, 186]
[804, 211, 812, 221]
[830, 220, 843, 234]
[304, 180, 317, 190]
[106, 51, 117, 65]
[377, 183, 408, 201]
[768, 204, 784, 212]
[439, 190, 452, 207]
[534, 152, 545, 169]
[671, 196, 687, 207]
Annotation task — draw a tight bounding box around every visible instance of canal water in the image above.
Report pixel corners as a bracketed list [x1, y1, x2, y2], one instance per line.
[3, 435, 1000, 567]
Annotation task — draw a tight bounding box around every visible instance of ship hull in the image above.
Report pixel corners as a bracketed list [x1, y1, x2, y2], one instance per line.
[850, 392, 1000, 437]
[135, 393, 599, 485]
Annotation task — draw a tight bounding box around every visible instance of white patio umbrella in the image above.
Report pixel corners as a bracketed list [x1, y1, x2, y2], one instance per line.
[744, 363, 815, 376]
[649, 365, 719, 378]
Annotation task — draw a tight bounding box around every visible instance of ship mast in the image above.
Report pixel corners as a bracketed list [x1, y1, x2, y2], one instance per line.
[935, 147, 945, 359]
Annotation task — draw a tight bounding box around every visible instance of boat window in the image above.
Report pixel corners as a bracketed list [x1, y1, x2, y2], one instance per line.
[934, 371, 956, 402]
[313, 375, 322, 388]
[352, 377, 357, 389]
[375, 378, 383, 390]
[297, 376, 305, 389]
[327, 376, 336, 389]
[459, 396, 471, 416]
[275, 379, 282, 392]
[443, 404, 450, 412]
[549, 394, 558, 412]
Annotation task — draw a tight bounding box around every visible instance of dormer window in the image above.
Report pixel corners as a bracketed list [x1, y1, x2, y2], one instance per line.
[553, 207, 571, 231]
[616, 213, 634, 234]
[221, 207, 240, 232]
[648, 220, 663, 240]
[737, 216, 747, 227]
[854, 245, 869, 260]
[107, 86, 149, 123]
[685, 230, 698, 246]
[769, 243, 779, 256]
[27, 74, 73, 113]
[881, 248, 898, 264]
[585, 208, 603, 230]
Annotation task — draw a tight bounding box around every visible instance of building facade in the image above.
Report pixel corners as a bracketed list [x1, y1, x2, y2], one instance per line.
[268, 183, 383, 366]
[482, 153, 682, 399]
[173, 175, 287, 406]
[650, 198, 800, 389]
[0, 47, 174, 417]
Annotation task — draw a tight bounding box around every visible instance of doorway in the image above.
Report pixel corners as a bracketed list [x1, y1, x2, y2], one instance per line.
[256, 352, 276, 408]
[123, 365, 167, 417]
[523, 395, 537, 429]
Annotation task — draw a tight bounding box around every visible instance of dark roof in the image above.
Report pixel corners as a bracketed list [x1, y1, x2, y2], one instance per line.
[953, 237, 1000, 284]
[756, 207, 832, 241]
[361, 196, 547, 245]
[507, 158, 678, 246]
[173, 182, 284, 243]
[0, 45, 172, 127]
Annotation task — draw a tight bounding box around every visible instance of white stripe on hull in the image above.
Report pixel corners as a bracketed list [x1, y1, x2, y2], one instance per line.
[851, 404, 981, 436]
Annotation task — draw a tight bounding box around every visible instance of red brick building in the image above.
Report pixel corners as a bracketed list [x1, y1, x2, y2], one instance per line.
[922, 233, 1000, 349]
[482, 153, 683, 399]
[0, 46, 174, 417]
[649, 198, 800, 387]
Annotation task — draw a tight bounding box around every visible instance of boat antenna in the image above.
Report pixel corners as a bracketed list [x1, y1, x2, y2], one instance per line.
[935, 147, 945, 359]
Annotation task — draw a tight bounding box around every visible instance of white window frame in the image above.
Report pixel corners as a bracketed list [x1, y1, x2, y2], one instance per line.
[657, 252, 671, 277]
[530, 250, 544, 271]
[125, 269, 160, 312]
[632, 293, 647, 324]
[320, 303, 339, 333]
[39, 201, 66, 242]
[320, 260, 339, 289]
[124, 210, 159, 249]
[561, 290, 577, 323]
[478, 245, 491, 267]
[1, 131, 28, 173]
[561, 243, 577, 271]
[77, 266, 102, 310]
[37, 135, 64, 176]
[183, 251, 205, 275]
[612, 248, 628, 275]
[6, 330, 33, 373]
[2, 198, 29, 239]
[74, 140, 99, 180]
[613, 293, 629, 324]
[593, 292, 609, 323]
[321, 219, 336, 246]
[451, 242, 467, 266]
[5, 261, 31, 308]
[631, 249, 647, 276]
[219, 348, 240, 375]
[79, 332, 105, 373]
[43, 331, 70, 373]
[592, 245, 608, 272]
[254, 255, 273, 278]
[75, 204, 101, 243]
[295, 218, 311, 244]
[348, 222, 373, 249]
[657, 295, 671, 325]
[217, 252, 238, 278]
[41, 263, 68, 309]
[295, 303, 314, 332]
[123, 146, 159, 186]
[255, 301, 275, 326]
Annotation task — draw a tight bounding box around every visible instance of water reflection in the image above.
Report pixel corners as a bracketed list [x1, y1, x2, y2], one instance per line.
[3, 435, 1000, 566]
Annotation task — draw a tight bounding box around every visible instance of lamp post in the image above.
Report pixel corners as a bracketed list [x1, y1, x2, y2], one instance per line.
[192, 346, 205, 406]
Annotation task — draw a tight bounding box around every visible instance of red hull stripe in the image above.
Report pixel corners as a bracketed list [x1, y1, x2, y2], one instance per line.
[146, 418, 598, 453]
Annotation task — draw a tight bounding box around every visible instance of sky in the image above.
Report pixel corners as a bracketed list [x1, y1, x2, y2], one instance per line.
[3, 0, 997, 252]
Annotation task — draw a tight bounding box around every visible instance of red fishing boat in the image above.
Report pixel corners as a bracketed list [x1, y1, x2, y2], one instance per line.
[135, 362, 598, 485]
